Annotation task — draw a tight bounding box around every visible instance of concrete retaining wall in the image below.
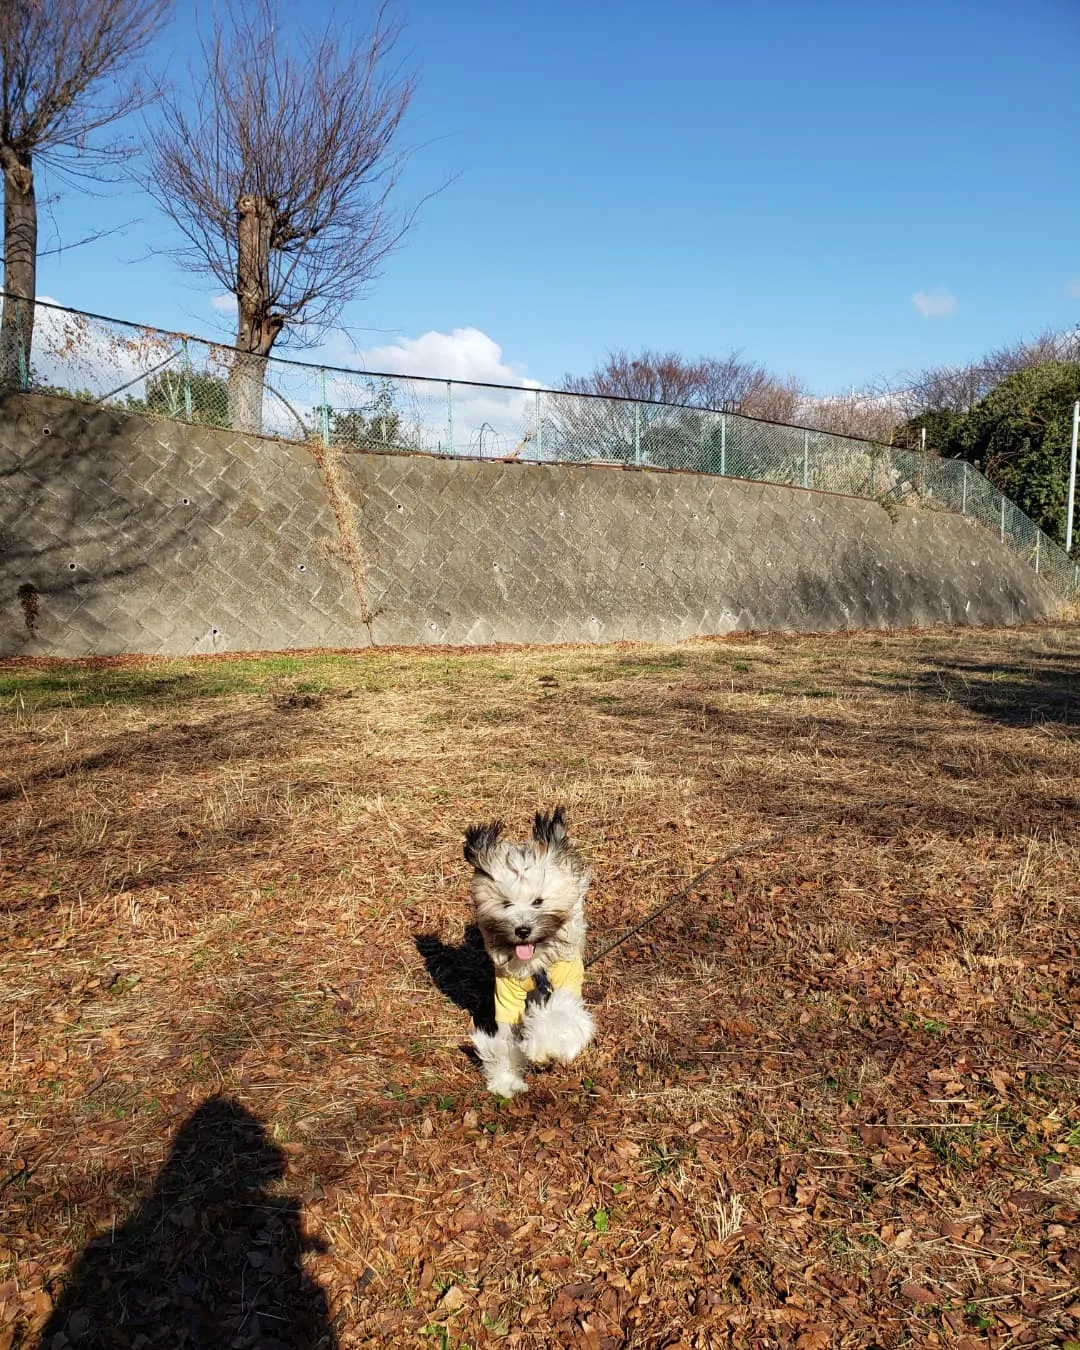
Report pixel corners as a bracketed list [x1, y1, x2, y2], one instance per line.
[0, 393, 1061, 657]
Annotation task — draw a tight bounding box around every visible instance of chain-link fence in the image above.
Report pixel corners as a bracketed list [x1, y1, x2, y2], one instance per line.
[5, 293, 1078, 600]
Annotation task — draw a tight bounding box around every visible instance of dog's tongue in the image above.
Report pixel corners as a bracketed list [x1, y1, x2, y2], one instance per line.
[515, 943, 535, 961]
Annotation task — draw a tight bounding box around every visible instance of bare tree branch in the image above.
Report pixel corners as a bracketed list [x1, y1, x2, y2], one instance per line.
[0, 0, 172, 385]
[889, 327, 1080, 421]
[1, 0, 168, 159]
[142, 0, 425, 430]
[563, 348, 805, 422]
[797, 391, 901, 443]
[22, 222, 131, 259]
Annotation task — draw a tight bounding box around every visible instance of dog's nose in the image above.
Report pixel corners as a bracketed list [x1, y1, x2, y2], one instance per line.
[514, 924, 532, 941]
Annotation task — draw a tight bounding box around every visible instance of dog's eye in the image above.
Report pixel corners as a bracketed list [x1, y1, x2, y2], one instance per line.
[531, 896, 545, 908]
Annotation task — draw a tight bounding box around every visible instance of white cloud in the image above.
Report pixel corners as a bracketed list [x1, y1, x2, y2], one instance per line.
[352, 327, 539, 388]
[210, 293, 236, 313]
[1066, 277, 1080, 299]
[912, 289, 958, 318]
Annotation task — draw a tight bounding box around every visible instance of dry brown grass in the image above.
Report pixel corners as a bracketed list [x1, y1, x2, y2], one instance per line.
[1, 624, 1078, 1349]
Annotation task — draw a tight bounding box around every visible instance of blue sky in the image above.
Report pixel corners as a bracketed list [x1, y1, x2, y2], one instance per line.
[33, 0, 1080, 394]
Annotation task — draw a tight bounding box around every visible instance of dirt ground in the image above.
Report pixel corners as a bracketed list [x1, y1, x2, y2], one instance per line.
[1, 623, 1078, 1350]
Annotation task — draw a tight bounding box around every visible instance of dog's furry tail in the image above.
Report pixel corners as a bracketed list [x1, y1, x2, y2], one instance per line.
[520, 988, 594, 1067]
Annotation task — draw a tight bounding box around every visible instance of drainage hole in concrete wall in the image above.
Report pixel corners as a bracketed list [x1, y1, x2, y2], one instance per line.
[182, 497, 191, 506]
[297, 563, 307, 572]
[42, 426, 52, 436]
[212, 628, 220, 636]
[67, 561, 77, 570]
[395, 503, 404, 512]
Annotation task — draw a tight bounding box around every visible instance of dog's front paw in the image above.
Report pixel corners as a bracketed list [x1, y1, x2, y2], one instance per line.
[472, 1026, 529, 1097]
[484, 1064, 528, 1097]
[521, 988, 595, 1066]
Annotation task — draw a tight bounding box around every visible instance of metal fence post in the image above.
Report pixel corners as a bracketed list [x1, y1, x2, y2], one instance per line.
[535, 389, 542, 462]
[16, 301, 28, 391]
[181, 339, 194, 421]
[720, 413, 726, 475]
[319, 367, 330, 447]
[633, 404, 641, 466]
[318, 367, 330, 445]
[802, 430, 810, 488]
[999, 494, 1006, 544]
[447, 381, 454, 456]
[961, 462, 968, 516]
[1066, 399, 1079, 554]
[1035, 532, 1041, 574]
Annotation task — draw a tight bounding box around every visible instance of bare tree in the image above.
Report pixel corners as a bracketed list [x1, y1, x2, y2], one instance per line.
[0, 0, 170, 387]
[798, 391, 901, 444]
[546, 348, 793, 468]
[562, 348, 803, 418]
[144, 0, 419, 431]
[889, 327, 1080, 423]
[564, 348, 932, 448]
[738, 375, 803, 426]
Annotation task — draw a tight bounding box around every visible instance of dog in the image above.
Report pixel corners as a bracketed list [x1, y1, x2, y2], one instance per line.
[464, 806, 595, 1097]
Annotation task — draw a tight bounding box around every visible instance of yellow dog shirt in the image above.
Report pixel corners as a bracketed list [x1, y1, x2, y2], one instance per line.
[494, 957, 585, 1026]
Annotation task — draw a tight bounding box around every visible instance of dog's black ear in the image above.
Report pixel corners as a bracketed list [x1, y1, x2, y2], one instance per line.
[532, 805, 568, 849]
[464, 820, 503, 870]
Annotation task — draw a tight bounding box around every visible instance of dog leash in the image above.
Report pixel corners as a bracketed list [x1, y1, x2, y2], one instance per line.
[584, 814, 823, 970]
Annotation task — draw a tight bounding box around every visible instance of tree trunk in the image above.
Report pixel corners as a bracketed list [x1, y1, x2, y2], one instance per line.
[228, 193, 283, 432]
[0, 145, 37, 392]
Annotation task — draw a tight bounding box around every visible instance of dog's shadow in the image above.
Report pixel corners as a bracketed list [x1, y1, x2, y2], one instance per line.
[414, 925, 496, 1036]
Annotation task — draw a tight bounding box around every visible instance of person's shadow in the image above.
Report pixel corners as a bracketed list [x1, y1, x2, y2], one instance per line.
[414, 924, 496, 1036]
[40, 1096, 337, 1349]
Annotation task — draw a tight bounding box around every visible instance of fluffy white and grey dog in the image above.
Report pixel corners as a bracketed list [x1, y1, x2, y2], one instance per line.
[464, 806, 595, 1097]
